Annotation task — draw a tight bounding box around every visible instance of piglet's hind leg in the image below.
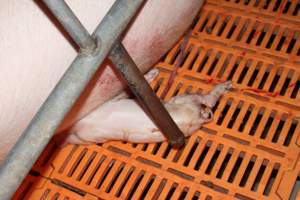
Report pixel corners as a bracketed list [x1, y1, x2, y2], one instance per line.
[198, 81, 232, 108]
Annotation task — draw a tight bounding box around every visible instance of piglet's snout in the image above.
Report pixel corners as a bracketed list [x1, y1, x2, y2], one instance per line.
[200, 106, 213, 121]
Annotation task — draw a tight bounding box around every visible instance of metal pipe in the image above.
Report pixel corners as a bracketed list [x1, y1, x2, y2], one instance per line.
[109, 43, 185, 147]
[42, 0, 185, 147]
[0, 1, 144, 199]
[43, 0, 96, 51]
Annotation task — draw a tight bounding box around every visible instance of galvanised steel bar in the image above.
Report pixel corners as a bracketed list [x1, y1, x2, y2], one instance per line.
[42, 0, 96, 51]
[43, 0, 185, 147]
[109, 43, 185, 147]
[0, 1, 144, 199]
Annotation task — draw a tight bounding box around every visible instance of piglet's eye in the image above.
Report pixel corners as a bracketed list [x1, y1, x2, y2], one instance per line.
[206, 111, 212, 119]
[199, 104, 206, 109]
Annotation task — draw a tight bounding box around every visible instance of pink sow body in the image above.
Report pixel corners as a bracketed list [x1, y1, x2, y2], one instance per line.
[0, 0, 204, 162]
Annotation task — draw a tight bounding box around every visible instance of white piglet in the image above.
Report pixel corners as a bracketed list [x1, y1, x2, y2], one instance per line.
[65, 71, 232, 144]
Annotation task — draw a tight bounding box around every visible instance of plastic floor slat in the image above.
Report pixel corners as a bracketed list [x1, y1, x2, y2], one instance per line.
[13, 0, 300, 199]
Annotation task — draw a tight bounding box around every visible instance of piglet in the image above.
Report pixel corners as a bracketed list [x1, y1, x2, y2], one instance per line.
[64, 72, 232, 144]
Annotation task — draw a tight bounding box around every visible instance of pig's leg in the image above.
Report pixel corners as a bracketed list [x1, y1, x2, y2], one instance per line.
[198, 81, 232, 108]
[168, 81, 232, 108]
[144, 68, 160, 83]
[112, 68, 159, 101]
[125, 130, 165, 143]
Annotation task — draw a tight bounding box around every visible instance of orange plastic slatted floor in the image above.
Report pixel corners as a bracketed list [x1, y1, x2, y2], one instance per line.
[13, 0, 300, 199]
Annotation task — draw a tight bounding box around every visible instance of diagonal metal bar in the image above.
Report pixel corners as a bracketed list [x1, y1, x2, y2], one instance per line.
[43, 0, 96, 51]
[42, 0, 185, 145]
[0, 1, 144, 199]
[109, 43, 185, 147]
